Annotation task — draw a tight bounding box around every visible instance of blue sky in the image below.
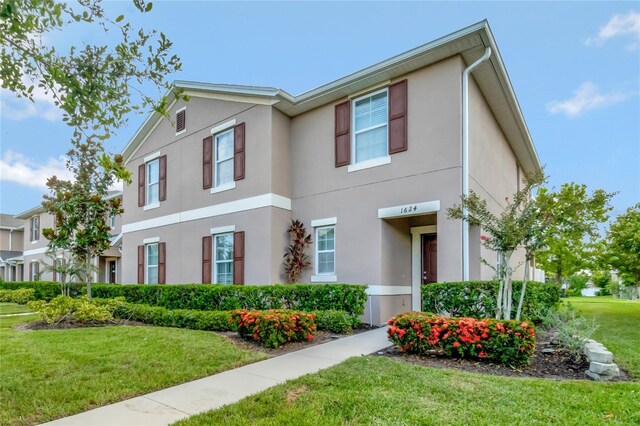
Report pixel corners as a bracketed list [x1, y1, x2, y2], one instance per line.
[1, 1, 639, 218]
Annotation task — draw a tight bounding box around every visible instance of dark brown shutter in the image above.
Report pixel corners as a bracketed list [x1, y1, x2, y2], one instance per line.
[29, 262, 33, 281]
[137, 245, 145, 284]
[34, 262, 39, 280]
[203, 136, 213, 189]
[29, 219, 33, 242]
[233, 231, 245, 285]
[34, 216, 39, 240]
[234, 123, 245, 181]
[176, 110, 186, 132]
[158, 242, 166, 284]
[138, 164, 146, 207]
[202, 236, 212, 283]
[335, 100, 351, 167]
[388, 79, 408, 154]
[159, 155, 167, 201]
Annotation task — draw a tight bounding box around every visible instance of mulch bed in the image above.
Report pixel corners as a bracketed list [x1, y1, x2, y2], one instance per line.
[14, 319, 147, 331]
[376, 330, 632, 382]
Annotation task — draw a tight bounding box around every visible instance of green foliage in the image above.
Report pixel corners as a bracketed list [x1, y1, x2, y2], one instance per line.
[421, 281, 560, 323]
[542, 304, 598, 362]
[535, 183, 616, 284]
[27, 296, 114, 324]
[566, 274, 589, 297]
[283, 219, 313, 283]
[231, 309, 317, 348]
[604, 203, 640, 287]
[0, 281, 85, 299]
[315, 310, 359, 334]
[0, 288, 35, 304]
[388, 312, 536, 367]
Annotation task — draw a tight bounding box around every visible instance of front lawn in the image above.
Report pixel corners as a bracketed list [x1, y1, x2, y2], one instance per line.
[566, 296, 640, 378]
[0, 302, 32, 315]
[0, 315, 266, 425]
[174, 356, 640, 426]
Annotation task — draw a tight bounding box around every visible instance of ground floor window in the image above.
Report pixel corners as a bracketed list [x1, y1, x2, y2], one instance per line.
[315, 226, 335, 275]
[214, 233, 233, 284]
[146, 243, 158, 284]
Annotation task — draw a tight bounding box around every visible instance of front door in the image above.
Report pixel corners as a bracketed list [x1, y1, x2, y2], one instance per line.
[109, 261, 117, 284]
[421, 234, 437, 284]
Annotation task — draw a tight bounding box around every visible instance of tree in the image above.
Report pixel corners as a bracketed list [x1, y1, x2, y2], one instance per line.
[534, 183, 616, 287]
[604, 203, 640, 288]
[283, 220, 312, 283]
[448, 171, 545, 320]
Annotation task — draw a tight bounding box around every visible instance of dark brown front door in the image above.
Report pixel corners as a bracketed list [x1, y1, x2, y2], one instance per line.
[421, 234, 437, 284]
[109, 261, 117, 284]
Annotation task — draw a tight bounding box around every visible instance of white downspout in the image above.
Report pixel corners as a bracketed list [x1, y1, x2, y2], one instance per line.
[462, 47, 492, 281]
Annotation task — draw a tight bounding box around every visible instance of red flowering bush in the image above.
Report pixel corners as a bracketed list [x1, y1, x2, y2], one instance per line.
[388, 312, 536, 366]
[231, 309, 317, 348]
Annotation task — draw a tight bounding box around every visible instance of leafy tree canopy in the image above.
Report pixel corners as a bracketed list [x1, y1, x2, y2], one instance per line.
[604, 203, 640, 287]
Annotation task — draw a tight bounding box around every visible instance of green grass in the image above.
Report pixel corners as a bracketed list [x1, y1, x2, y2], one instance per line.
[174, 356, 640, 426]
[566, 296, 640, 378]
[0, 315, 266, 425]
[0, 303, 32, 315]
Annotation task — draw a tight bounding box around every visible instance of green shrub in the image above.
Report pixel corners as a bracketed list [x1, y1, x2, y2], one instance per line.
[388, 312, 536, 367]
[315, 310, 359, 334]
[422, 281, 560, 322]
[231, 309, 316, 348]
[27, 296, 114, 324]
[0, 281, 85, 300]
[0, 288, 36, 304]
[542, 304, 598, 362]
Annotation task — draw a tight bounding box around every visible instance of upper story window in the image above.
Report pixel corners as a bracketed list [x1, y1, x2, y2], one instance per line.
[146, 242, 158, 284]
[315, 226, 335, 275]
[215, 128, 234, 188]
[30, 215, 39, 242]
[353, 89, 388, 164]
[214, 232, 233, 284]
[146, 159, 160, 206]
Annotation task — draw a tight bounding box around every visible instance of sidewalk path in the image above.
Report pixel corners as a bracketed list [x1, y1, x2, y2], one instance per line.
[0, 312, 34, 317]
[42, 327, 391, 426]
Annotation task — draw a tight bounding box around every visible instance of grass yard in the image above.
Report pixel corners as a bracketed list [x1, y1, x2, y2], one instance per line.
[0, 302, 33, 315]
[174, 356, 640, 426]
[0, 314, 266, 426]
[566, 296, 640, 378]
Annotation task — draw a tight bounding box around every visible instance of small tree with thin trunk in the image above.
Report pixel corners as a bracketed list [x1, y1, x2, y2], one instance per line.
[448, 171, 545, 320]
[605, 203, 640, 290]
[283, 220, 312, 283]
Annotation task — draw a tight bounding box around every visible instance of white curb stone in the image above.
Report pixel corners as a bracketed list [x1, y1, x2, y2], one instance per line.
[589, 362, 620, 376]
[583, 338, 620, 381]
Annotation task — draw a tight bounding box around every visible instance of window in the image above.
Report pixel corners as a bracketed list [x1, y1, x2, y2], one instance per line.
[109, 214, 116, 229]
[214, 233, 233, 284]
[315, 226, 335, 275]
[215, 129, 234, 187]
[146, 159, 159, 206]
[353, 89, 388, 164]
[146, 243, 158, 284]
[30, 216, 39, 241]
[30, 261, 39, 281]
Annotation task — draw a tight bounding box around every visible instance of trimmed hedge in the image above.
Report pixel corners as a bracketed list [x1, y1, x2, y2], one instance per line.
[422, 281, 560, 322]
[0, 288, 36, 304]
[1, 282, 368, 317]
[315, 310, 359, 334]
[388, 312, 536, 366]
[232, 309, 317, 348]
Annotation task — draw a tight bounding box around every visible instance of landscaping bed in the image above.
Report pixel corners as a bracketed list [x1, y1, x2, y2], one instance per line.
[377, 329, 631, 381]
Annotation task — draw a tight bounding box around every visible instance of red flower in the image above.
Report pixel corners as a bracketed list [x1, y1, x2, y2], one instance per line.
[521, 322, 528, 328]
[453, 341, 461, 348]
[480, 235, 490, 241]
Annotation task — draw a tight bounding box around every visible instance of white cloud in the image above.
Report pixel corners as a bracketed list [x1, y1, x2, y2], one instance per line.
[0, 77, 63, 122]
[547, 81, 636, 118]
[585, 11, 640, 50]
[0, 151, 72, 189]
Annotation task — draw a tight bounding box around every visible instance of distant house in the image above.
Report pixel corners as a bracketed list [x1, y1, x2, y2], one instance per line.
[14, 191, 123, 284]
[0, 214, 24, 281]
[118, 21, 542, 324]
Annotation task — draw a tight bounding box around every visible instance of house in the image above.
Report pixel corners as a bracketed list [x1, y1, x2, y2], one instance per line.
[0, 214, 24, 281]
[119, 21, 541, 324]
[15, 191, 123, 284]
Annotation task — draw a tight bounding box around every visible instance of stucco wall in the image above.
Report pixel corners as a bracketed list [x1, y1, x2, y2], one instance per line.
[0, 229, 23, 251]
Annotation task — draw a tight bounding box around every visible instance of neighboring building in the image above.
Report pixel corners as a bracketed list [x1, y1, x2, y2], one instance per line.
[15, 192, 123, 284]
[0, 214, 24, 281]
[119, 21, 541, 324]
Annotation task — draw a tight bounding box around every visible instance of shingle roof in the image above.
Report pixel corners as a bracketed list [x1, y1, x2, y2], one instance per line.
[0, 214, 23, 229]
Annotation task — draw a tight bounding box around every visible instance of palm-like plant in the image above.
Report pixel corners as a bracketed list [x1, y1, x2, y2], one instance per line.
[283, 220, 312, 283]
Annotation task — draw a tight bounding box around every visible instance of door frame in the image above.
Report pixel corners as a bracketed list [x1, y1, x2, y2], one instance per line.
[410, 225, 437, 311]
[105, 258, 118, 284]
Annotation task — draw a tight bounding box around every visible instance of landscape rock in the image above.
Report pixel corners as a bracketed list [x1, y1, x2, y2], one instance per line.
[589, 362, 620, 376]
[585, 347, 613, 364]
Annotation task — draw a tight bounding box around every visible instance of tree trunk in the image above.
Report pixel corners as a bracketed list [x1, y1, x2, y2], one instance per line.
[496, 252, 504, 319]
[516, 256, 530, 321]
[86, 251, 92, 300]
[501, 251, 513, 320]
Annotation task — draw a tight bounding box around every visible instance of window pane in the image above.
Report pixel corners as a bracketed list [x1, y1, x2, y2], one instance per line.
[216, 158, 234, 187]
[147, 266, 158, 285]
[216, 130, 234, 161]
[355, 126, 388, 162]
[147, 160, 159, 184]
[147, 182, 159, 204]
[147, 243, 158, 266]
[216, 261, 233, 285]
[215, 234, 233, 261]
[354, 91, 387, 132]
[318, 252, 334, 274]
[370, 92, 387, 126]
[317, 228, 334, 251]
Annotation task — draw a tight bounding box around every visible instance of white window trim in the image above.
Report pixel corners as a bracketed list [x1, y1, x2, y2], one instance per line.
[145, 158, 160, 207]
[143, 202, 160, 211]
[314, 225, 336, 276]
[145, 242, 159, 285]
[210, 225, 235, 235]
[143, 236, 160, 244]
[213, 232, 234, 285]
[210, 119, 236, 135]
[144, 151, 161, 163]
[214, 128, 235, 189]
[30, 260, 38, 280]
[175, 107, 187, 136]
[310, 217, 337, 227]
[351, 87, 389, 166]
[30, 216, 39, 243]
[109, 214, 116, 228]
[210, 181, 236, 195]
[347, 155, 391, 173]
[311, 274, 337, 283]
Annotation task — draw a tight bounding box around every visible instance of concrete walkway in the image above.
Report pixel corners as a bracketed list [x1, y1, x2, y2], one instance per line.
[0, 312, 34, 317]
[43, 327, 391, 426]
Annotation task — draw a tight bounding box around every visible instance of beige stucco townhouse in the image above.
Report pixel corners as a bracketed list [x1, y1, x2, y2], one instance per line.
[0, 214, 24, 281]
[116, 21, 542, 324]
[15, 192, 123, 284]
